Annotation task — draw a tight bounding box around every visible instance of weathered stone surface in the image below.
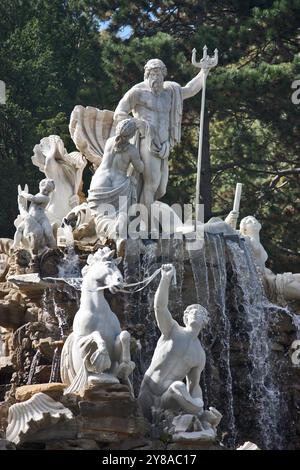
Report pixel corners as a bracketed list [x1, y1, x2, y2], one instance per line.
[167, 441, 225, 450]
[32, 365, 52, 383]
[0, 438, 16, 450]
[0, 300, 26, 329]
[15, 383, 65, 402]
[78, 429, 121, 443]
[80, 415, 147, 436]
[78, 399, 136, 418]
[103, 436, 148, 450]
[23, 417, 78, 443]
[46, 438, 99, 450]
[83, 383, 132, 401]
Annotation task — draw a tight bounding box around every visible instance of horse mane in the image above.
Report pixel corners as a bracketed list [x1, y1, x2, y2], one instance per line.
[81, 247, 116, 277]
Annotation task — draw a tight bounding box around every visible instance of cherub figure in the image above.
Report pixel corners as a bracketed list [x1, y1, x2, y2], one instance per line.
[13, 178, 57, 254]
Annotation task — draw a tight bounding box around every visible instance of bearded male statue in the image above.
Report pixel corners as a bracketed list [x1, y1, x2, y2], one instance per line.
[114, 58, 206, 210]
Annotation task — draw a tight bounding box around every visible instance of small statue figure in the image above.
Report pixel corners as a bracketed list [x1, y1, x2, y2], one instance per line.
[239, 215, 300, 305]
[32, 135, 86, 225]
[60, 247, 135, 395]
[138, 263, 221, 442]
[13, 179, 57, 255]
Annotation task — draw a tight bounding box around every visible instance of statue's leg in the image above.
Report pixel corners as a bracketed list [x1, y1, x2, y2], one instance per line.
[42, 220, 56, 248]
[114, 331, 135, 383]
[283, 278, 300, 301]
[115, 330, 131, 363]
[139, 140, 160, 211]
[12, 225, 24, 249]
[161, 381, 204, 415]
[155, 159, 169, 201]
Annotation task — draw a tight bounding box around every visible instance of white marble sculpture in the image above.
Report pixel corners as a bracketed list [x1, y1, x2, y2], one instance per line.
[6, 392, 73, 445]
[238, 215, 300, 305]
[171, 407, 222, 442]
[63, 202, 97, 245]
[114, 59, 206, 211]
[32, 135, 86, 225]
[60, 247, 135, 395]
[69, 105, 116, 168]
[138, 263, 221, 441]
[237, 441, 260, 450]
[87, 118, 144, 245]
[13, 179, 57, 254]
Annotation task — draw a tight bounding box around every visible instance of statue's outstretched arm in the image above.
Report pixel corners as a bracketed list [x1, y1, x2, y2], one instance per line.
[181, 69, 205, 100]
[154, 264, 176, 335]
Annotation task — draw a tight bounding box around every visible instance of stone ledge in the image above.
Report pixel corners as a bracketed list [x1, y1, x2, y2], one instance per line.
[15, 383, 65, 402]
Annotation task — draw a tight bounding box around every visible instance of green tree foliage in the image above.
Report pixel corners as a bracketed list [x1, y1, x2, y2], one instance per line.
[0, 0, 299, 270]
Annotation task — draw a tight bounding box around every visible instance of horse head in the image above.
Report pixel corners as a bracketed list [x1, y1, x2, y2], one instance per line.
[82, 247, 123, 293]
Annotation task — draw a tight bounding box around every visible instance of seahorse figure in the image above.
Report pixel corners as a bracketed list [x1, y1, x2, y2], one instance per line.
[61, 247, 135, 395]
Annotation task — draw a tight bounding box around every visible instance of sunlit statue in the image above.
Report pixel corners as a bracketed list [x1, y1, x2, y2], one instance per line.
[239, 215, 300, 305]
[60, 247, 135, 395]
[226, 211, 300, 305]
[87, 119, 144, 244]
[32, 135, 86, 225]
[114, 59, 206, 210]
[138, 263, 221, 440]
[138, 263, 208, 418]
[13, 179, 56, 254]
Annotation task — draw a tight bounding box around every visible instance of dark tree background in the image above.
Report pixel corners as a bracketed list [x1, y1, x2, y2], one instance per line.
[0, 0, 299, 271]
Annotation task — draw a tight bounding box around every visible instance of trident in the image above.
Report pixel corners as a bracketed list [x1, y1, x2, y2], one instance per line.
[192, 46, 218, 218]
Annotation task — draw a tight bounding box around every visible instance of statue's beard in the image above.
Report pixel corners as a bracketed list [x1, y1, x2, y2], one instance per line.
[147, 77, 164, 94]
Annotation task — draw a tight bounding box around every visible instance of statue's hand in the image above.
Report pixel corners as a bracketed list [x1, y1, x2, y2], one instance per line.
[161, 263, 176, 282]
[117, 360, 135, 382]
[225, 210, 239, 228]
[133, 118, 147, 136]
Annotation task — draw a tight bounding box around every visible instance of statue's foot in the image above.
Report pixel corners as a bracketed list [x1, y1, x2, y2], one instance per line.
[88, 373, 119, 386]
[117, 361, 135, 381]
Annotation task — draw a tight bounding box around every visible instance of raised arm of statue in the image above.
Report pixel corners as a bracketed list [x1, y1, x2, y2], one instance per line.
[181, 69, 205, 100]
[154, 264, 176, 335]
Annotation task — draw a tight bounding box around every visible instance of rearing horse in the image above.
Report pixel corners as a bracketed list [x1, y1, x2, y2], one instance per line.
[61, 247, 135, 395]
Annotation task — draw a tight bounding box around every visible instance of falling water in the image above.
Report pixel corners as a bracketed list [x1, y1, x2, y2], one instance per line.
[291, 312, 300, 339]
[226, 237, 283, 449]
[188, 233, 237, 447]
[49, 347, 61, 383]
[139, 241, 159, 370]
[58, 224, 81, 279]
[27, 350, 41, 385]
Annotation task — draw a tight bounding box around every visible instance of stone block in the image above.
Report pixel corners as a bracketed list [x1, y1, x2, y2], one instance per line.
[78, 399, 136, 418]
[15, 383, 65, 402]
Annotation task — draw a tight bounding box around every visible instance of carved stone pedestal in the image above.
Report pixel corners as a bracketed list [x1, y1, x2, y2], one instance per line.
[77, 383, 148, 446]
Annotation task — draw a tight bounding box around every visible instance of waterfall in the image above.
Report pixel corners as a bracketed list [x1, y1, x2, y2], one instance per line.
[225, 237, 284, 449]
[291, 312, 300, 339]
[188, 233, 237, 447]
[58, 224, 80, 279]
[27, 350, 41, 385]
[49, 347, 61, 383]
[187, 231, 290, 449]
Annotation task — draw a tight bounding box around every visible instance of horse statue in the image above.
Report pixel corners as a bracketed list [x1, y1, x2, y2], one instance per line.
[60, 247, 135, 395]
